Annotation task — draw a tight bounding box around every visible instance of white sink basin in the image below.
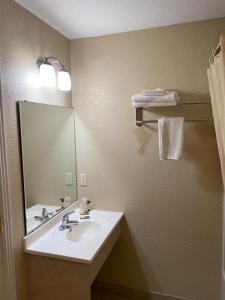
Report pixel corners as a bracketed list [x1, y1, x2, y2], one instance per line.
[52, 212, 108, 243]
[23, 209, 123, 263]
[66, 221, 102, 242]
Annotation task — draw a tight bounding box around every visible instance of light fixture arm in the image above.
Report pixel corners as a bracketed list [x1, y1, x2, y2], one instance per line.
[37, 56, 71, 91]
[37, 56, 67, 71]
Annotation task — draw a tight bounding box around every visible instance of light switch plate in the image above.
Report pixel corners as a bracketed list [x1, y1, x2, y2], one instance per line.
[66, 173, 73, 186]
[80, 173, 87, 186]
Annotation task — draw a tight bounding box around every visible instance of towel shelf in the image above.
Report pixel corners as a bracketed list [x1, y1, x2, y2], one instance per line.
[172, 101, 211, 105]
[135, 103, 213, 127]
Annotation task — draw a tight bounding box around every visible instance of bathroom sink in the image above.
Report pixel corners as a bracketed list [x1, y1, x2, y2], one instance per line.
[66, 221, 101, 242]
[23, 208, 123, 263]
[52, 212, 108, 243]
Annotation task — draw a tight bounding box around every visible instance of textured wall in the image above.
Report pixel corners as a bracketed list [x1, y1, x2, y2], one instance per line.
[71, 18, 225, 300]
[0, 0, 71, 299]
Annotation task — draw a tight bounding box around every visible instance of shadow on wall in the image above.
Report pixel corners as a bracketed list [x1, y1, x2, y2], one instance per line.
[134, 125, 156, 155]
[133, 92, 223, 193]
[133, 92, 212, 152]
[135, 121, 222, 194]
[97, 218, 161, 292]
[183, 122, 223, 193]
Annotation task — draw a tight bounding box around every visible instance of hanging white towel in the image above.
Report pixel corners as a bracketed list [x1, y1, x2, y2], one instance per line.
[158, 117, 184, 160]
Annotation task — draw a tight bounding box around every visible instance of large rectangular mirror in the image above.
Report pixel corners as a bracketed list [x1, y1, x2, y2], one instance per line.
[19, 101, 77, 235]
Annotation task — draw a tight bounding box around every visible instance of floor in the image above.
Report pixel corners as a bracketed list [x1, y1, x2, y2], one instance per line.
[91, 288, 134, 300]
[91, 286, 177, 300]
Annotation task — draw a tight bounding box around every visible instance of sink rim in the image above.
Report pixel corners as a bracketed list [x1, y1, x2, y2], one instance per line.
[23, 208, 123, 264]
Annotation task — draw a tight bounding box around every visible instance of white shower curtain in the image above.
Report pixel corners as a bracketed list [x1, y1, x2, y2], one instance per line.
[207, 33, 225, 186]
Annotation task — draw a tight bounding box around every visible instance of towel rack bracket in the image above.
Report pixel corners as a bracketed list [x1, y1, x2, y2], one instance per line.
[136, 108, 144, 127]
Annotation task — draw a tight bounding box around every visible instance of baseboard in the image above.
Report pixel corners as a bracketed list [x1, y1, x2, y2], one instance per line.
[92, 280, 191, 300]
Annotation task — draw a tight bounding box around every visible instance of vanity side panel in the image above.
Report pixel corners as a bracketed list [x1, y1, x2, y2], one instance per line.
[26, 254, 90, 300]
[89, 222, 122, 283]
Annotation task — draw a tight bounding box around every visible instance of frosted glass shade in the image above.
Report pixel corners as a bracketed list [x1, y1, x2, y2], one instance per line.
[57, 70, 71, 91]
[39, 63, 56, 87]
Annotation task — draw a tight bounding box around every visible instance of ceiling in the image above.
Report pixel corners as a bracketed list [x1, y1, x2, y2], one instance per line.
[15, 0, 225, 39]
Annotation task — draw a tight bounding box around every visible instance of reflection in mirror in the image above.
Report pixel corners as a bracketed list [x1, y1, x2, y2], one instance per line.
[19, 101, 77, 235]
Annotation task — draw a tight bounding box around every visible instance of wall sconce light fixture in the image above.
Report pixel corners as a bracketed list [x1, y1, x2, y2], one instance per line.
[37, 57, 71, 91]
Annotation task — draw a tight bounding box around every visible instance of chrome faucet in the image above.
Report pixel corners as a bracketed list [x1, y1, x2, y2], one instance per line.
[59, 211, 79, 231]
[34, 208, 50, 222]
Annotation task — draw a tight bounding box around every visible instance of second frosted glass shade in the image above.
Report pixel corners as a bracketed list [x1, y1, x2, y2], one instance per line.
[57, 70, 72, 91]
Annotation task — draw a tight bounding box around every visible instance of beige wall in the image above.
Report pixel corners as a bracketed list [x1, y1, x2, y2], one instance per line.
[0, 0, 71, 299]
[0, 2, 224, 299]
[71, 18, 225, 300]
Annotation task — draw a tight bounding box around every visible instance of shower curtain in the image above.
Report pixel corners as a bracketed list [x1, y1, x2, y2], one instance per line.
[207, 33, 225, 186]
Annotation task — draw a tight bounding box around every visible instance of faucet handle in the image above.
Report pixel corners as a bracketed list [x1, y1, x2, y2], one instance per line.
[62, 211, 75, 221]
[60, 210, 78, 230]
[42, 208, 48, 216]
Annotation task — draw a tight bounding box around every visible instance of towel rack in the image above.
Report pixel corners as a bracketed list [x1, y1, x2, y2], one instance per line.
[136, 101, 213, 127]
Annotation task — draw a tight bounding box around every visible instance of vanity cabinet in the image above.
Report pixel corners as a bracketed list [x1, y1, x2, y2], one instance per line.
[24, 208, 123, 300]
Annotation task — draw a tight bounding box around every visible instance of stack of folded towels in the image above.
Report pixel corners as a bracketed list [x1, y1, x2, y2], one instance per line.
[132, 88, 180, 108]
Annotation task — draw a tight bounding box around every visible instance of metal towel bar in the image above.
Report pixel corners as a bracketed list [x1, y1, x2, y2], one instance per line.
[135, 102, 213, 127]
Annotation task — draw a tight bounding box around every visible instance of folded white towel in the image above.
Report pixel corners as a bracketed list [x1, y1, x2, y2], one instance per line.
[132, 90, 180, 108]
[141, 88, 166, 96]
[158, 117, 184, 160]
[132, 93, 179, 108]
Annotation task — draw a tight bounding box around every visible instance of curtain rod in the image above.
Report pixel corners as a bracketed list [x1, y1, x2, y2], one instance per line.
[209, 42, 221, 64]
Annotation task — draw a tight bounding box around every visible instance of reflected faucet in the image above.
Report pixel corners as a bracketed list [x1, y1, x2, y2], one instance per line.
[59, 211, 79, 231]
[34, 208, 50, 222]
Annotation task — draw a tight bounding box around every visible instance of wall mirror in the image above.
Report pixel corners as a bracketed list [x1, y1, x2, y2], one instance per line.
[19, 101, 77, 235]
